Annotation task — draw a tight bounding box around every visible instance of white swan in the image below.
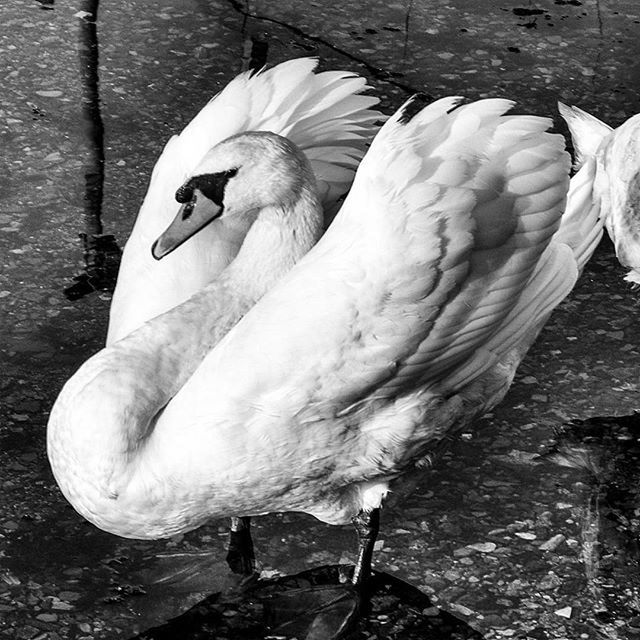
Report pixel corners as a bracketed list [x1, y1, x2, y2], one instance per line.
[48, 96, 603, 591]
[104, 57, 380, 574]
[106, 58, 381, 344]
[559, 102, 640, 284]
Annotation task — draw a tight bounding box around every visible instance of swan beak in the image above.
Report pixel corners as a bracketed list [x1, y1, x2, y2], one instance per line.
[151, 198, 223, 260]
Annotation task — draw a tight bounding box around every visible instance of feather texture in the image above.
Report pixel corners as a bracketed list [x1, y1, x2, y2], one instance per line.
[560, 102, 640, 284]
[107, 59, 381, 343]
[48, 95, 603, 540]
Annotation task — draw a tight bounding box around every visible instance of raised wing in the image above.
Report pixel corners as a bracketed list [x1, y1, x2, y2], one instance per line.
[173, 59, 381, 216]
[107, 58, 381, 344]
[338, 98, 572, 397]
[159, 98, 575, 432]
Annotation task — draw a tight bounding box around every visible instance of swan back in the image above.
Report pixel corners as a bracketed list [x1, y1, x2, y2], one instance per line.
[107, 59, 381, 344]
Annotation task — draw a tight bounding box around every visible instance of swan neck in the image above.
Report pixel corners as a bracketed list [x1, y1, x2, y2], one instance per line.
[47, 177, 324, 538]
[47, 275, 258, 527]
[225, 186, 324, 298]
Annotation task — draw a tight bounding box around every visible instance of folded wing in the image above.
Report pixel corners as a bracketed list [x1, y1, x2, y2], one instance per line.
[160, 98, 584, 436]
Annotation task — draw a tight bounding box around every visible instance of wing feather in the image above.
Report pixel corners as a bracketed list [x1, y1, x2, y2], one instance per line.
[159, 97, 578, 434]
[107, 58, 381, 344]
[336, 100, 572, 397]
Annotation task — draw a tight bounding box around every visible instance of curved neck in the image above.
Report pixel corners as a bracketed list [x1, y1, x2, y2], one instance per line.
[225, 185, 324, 300]
[48, 181, 324, 538]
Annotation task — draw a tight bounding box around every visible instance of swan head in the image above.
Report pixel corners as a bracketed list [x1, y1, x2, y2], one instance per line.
[151, 131, 318, 260]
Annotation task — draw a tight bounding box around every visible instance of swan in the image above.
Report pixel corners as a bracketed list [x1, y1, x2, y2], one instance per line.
[48, 96, 603, 605]
[106, 58, 381, 344]
[559, 102, 640, 284]
[104, 58, 380, 573]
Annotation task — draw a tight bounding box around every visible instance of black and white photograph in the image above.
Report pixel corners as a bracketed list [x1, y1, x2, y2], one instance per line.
[1, 1, 639, 638]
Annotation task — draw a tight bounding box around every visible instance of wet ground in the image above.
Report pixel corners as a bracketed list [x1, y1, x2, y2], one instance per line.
[1, 0, 640, 637]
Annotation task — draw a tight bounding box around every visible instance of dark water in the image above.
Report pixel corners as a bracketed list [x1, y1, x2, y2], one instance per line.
[1, 0, 639, 638]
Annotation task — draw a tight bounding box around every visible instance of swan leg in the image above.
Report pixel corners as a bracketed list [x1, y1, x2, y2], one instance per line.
[351, 508, 380, 586]
[226, 516, 256, 576]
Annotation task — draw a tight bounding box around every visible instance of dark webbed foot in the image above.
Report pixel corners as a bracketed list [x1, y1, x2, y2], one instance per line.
[244, 510, 380, 638]
[226, 516, 256, 576]
[220, 510, 380, 637]
[351, 508, 380, 587]
[264, 580, 359, 639]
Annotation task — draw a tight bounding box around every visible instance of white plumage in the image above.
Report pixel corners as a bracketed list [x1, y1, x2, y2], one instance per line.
[48, 68, 603, 551]
[107, 59, 381, 344]
[559, 102, 640, 284]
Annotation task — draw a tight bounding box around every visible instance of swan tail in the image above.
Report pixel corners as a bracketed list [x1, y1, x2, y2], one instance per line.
[558, 102, 613, 170]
